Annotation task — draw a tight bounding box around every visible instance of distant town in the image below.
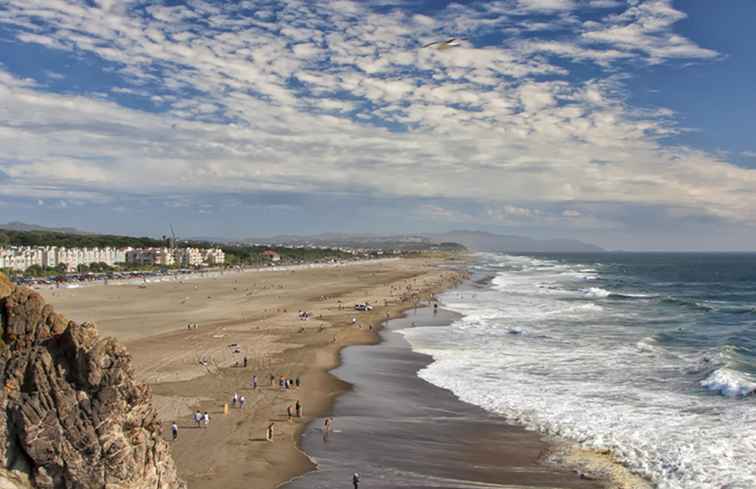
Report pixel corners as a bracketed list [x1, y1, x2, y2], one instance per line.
[0, 245, 226, 273]
[0, 224, 467, 284]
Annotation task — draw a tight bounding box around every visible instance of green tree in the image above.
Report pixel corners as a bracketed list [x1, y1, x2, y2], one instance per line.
[76, 263, 90, 273]
[25, 264, 43, 276]
[55, 263, 68, 274]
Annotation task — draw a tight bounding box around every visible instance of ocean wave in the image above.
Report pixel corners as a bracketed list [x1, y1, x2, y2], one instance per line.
[581, 287, 655, 300]
[427, 252, 756, 489]
[636, 336, 662, 354]
[700, 368, 756, 397]
[700, 302, 756, 315]
[660, 297, 713, 312]
[582, 287, 611, 298]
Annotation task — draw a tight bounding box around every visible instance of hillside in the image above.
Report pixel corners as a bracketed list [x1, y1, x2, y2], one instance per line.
[428, 230, 604, 253]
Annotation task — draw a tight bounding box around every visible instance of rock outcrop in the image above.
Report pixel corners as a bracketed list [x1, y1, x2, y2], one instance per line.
[0, 273, 185, 489]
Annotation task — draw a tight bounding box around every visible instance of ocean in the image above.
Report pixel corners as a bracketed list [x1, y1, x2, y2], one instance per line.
[401, 253, 756, 489]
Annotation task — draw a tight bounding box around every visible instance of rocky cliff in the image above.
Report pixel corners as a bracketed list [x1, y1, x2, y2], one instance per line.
[0, 273, 185, 489]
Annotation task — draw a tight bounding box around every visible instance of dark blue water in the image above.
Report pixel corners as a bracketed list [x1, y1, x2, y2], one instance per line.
[402, 253, 756, 489]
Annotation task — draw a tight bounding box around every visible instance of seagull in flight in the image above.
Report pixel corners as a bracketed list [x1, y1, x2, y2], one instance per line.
[422, 38, 463, 50]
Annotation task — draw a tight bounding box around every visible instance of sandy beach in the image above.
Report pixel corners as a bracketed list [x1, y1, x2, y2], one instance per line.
[40, 256, 466, 489]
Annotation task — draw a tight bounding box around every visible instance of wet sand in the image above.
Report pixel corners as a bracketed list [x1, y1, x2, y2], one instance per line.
[283, 306, 603, 489]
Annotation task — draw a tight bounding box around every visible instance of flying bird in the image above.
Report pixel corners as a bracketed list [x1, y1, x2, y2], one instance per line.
[422, 38, 462, 50]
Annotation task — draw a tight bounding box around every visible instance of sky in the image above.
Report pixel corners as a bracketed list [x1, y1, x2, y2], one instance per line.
[0, 0, 755, 250]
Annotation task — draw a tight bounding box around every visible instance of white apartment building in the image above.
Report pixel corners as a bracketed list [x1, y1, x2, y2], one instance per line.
[174, 247, 204, 267]
[203, 248, 225, 266]
[1, 245, 224, 272]
[125, 248, 175, 267]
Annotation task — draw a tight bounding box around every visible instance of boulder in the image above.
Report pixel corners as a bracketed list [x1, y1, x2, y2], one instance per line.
[0, 276, 185, 489]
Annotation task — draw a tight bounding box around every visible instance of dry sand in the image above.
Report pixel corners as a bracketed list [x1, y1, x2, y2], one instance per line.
[41, 257, 465, 489]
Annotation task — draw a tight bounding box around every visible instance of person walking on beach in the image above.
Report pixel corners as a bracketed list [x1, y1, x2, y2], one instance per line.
[287, 405, 293, 423]
[323, 417, 333, 442]
[353, 473, 360, 489]
[295, 377, 300, 388]
[266, 423, 275, 442]
[202, 411, 210, 428]
[252, 375, 257, 390]
[193, 410, 202, 428]
[239, 395, 246, 409]
[243, 356, 248, 368]
[232, 392, 239, 408]
[270, 374, 275, 387]
[171, 422, 178, 441]
[295, 400, 302, 417]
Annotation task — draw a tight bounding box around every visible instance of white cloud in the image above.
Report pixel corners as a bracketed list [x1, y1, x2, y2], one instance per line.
[0, 0, 752, 229]
[580, 0, 719, 63]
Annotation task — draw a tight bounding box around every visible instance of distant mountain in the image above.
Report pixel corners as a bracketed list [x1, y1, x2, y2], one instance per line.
[247, 230, 602, 253]
[247, 233, 435, 250]
[427, 230, 604, 253]
[0, 221, 89, 234]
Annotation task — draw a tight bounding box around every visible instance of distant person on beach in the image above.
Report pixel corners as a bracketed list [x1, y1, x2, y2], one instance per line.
[203, 411, 209, 428]
[295, 377, 300, 388]
[295, 400, 302, 417]
[287, 405, 293, 423]
[270, 374, 275, 386]
[232, 392, 239, 407]
[243, 356, 248, 368]
[252, 375, 257, 390]
[323, 417, 333, 442]
[239, 395, 246, 409]
[353, 473, 360, 489]
[171, 422, 178, 441]
[194, 410, 202, 428]
[266, 423, 275, 441]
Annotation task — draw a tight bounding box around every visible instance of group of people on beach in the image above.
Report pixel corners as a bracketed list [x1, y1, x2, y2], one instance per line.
[191, 410, 210, 429]
[287, 400, 304, 422]
[231, 392, 247, 409]
[273, 374, 300, 390]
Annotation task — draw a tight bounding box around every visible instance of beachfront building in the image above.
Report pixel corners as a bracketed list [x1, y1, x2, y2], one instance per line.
[2, 245, 224, 272]
[0, 246, 130, 272]
[126, 247, 175, 267]
[261, 250, 281, 262]
[125, 247, 225, 267]
[0, 248, 42, 271]
[203, 248, 225, 266]
[174, 247, 203, 267]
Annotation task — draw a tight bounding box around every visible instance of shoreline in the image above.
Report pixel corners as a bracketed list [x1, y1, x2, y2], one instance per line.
[283, 305, 605, 489]
[42, 256, 467, 489]
[284, 272, 651, 489]
[40, 254, 647, 489]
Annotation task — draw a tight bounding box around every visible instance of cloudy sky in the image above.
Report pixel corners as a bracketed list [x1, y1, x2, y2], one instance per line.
[0, 0, 754, 250]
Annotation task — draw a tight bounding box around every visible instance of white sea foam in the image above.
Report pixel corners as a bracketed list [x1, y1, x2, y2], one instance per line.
[583, 287, 612, 298]
[401, 255, 756, 489]
[636, 336, 660, 354]
[701, 368, 756, 397]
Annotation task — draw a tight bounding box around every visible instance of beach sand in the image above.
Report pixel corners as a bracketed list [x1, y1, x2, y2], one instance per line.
[40, 257, 466, 489]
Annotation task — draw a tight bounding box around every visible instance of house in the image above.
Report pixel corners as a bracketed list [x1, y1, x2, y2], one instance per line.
[261, 250, 281, 262]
